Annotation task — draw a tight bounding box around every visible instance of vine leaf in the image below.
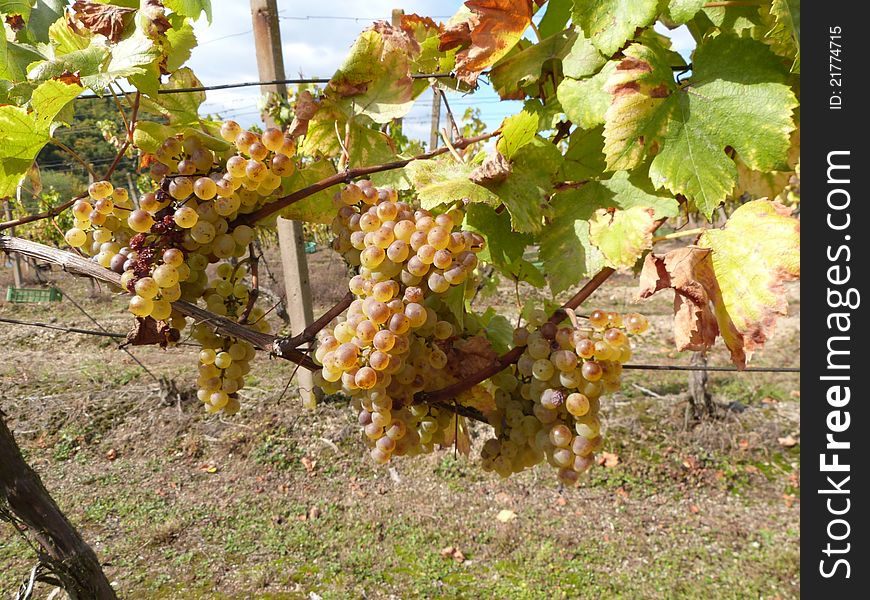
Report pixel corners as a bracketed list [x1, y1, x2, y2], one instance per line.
[489, 28, 576, 99]
[638, 200, 800, 367]
[139, 67, 205, 124]
[278, 160, 339, 224]
[571, 0, 659, 56]
[469, 151, 511, 185]
[0, 78, 82, 196]
[163, 0, 212, 23]
[604, 35, 799, 218]
[496, 110, 538, 160]
[328, 23, 422, 123]
[463, 203, 535, 283]
[663, 0, 707, 25]
[67, 0, 135, 43]
[557, 61, 617, 129]
[288, 90, 319, 139]
[588, 206, 656, 269]
[440, 0, 540, 85]
[405, 156, 498, 209]
[540, 171, 676, 294]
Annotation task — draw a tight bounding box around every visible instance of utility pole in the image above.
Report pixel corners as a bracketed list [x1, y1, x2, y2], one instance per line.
[251, 0, 317, 407]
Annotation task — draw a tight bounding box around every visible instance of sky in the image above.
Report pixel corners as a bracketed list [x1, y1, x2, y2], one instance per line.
[186, 1, 695, 143]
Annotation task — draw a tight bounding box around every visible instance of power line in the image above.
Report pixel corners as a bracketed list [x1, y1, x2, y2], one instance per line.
[0, 315, 802, 374]
[76, 73, 456, 100]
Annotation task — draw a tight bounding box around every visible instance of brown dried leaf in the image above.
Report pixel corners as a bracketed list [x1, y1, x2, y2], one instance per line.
[5, 14, 25, 32]
[287, 90, 320, 139]
[68, 1, 135, 43]
[301, 456, 317, 474]
[439, 545, 466, 563]
[777, 435, 798, 448]
[126, 317, 177, 348]
[638, 247, 722, 354]
[496, 509, 517, 522]
[469, 151, 511, 185]
[598, 452, 620, 468]
[440, 0, 538, 85]
[54, 70, 83, 86]
[445, 335, 499, 381]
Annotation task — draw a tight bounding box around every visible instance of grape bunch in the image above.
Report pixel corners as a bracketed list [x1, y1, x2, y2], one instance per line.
[480, 309, 649, 485]
[314, 181, 487, 464]
[63, 121, 296, 415]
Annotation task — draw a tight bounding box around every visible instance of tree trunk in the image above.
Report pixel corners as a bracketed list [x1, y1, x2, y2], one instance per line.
[0, 412, 117, 599]
[687, 351, 716, 419]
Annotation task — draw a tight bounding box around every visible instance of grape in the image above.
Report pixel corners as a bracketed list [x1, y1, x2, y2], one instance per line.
[134, 277, 159, 299]
[565, 393, 590, 417]
[88, 180, 113, 200]
[128, 210, 154, 233]
[193, 177, 217, 200]
[128, 295, 153, 317]
[64, 228, 87, 247]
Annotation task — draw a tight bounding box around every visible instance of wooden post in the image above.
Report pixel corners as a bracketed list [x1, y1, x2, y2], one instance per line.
[0, 413, 117, 598]
[251, 0, 316, 407]
[391, 9, 405, 139]
[429, 91, 441, 151]
[5, 196, 23, 288]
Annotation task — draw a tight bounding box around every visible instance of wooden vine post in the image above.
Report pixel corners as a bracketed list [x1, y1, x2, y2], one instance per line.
[250, 0, 317, 407]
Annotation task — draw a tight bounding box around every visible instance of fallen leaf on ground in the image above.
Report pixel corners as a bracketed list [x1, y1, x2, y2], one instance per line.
[777, 435, 798, 448]
[105, 448, 117, 461]
[496, 509, 517, 523]
[599, 452, 620, 468]
[440, 546, 466, 563]
[301, 456, 317, 474]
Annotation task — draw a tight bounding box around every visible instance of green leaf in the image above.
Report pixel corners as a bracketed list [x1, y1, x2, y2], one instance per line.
[559, 126, 606, 181]
[405, 157, 498, 210]
[604, 36, 798, 217]
[588, 206, 656, 269]
[557, 61, 616, 129]
[765, 0, 800, 72]
[3, 40, 45, 82]
[30, 78, 83, 129]
[133, 120, 175, 153]
[441, 280, 467, 330]
[537, 0, 572, 38]
[483, 138, 562, 233]
[489, 29, 576, 99]
[164, 0, 212, 23]
[140, 68, 205, 124]
[105, 27, 161, 83]
[26, 1, 66, 45]
[47, 18, 92, 56]
[328, 27, 422, 124]
[664, 0, 707, 25]
[279, 160, 339, 224]
[561, 27, 605, 79]
[0, 79, 80, 195]
[464, 203, 531, 274]
[166, 14, 197, 71]
[571, 0, 659, 56]
[27, 40, 110, 89]
[496, 110, 539, 160]
[476, 308, 514, 354]
[540, 171, 677, 293]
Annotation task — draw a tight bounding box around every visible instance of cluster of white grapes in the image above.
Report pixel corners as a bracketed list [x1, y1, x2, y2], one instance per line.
[481, 310, 649, 485]
[62, 121, 296, 414]
[314, 182, 487, 464]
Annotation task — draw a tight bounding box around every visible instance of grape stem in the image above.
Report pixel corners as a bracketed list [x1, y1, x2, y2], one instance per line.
[232, 131, 498, 227]
[273, 291, 354, 353]
[237, 245, 260, 325]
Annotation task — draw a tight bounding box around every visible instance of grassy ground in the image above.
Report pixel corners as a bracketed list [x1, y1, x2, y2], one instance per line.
[0, 247, 800, 599]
